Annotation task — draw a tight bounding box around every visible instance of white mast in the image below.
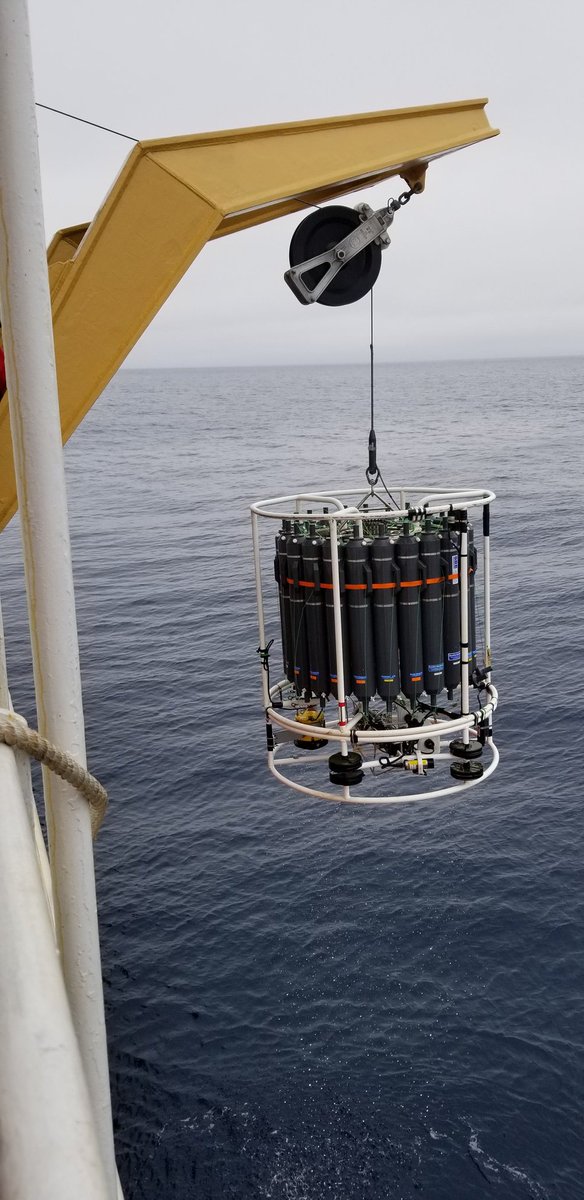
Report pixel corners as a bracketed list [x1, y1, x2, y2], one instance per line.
[0, 2, 116, 1194]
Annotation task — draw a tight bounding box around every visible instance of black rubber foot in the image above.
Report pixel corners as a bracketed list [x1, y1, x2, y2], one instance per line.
[450, 759, 484, 782]
[450, 737, 483, 760]
[294, 737, 328, 751]
[328, 750, 363, 787]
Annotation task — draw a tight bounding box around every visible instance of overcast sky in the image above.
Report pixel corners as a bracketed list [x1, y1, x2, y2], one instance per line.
[29, 0, 583, 367]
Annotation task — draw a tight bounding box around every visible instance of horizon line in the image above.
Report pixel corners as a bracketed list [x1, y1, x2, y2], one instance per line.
[121, 351, 584, 372]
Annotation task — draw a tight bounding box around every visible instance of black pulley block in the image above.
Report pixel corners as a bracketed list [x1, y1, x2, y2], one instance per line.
[288, 206, 382, 306]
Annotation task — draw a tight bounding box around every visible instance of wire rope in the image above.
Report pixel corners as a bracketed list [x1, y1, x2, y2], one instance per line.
[36, 102, 138, 143]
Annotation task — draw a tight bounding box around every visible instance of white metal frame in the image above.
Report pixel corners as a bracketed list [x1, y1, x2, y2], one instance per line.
[251, 483, 498, 805]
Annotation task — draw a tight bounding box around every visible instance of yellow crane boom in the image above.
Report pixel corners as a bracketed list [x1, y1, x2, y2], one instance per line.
[0, 97, 498, 532]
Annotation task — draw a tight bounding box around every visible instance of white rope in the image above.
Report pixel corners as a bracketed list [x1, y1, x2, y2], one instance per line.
[0, 711, 107, 838]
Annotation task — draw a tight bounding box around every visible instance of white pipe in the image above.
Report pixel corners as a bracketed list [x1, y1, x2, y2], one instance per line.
[325, 710, 363, 733]
[252, 487, 463, 513]
[10, 734, 56, 928]
[0, 3, 116, 1192]
[418, 488, 496, 508]
[459, 521, 470, 745]
[352, 712, 494, 743]
[251, 493, 347, 518]
[251, 511, 270, 708]
[483, 505, 492, 674]
[273, 746, 481, 774]
[252, 486, 494, 525]
[0, 593, 10, 707]
[329, 518, 349, 754]
[0, 745, 110, 1200]
[253, 485, 494, 512]
[269, 676, 289, 696]
[32, 797, 56, 928]
[274, 752, 332, 766]
[266, 687, 497, 744]
[268, 742, 499, 804]
[266, 708, 491, 743]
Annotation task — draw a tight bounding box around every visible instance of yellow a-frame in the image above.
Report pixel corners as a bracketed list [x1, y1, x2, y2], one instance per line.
[0, 98, 497, 531]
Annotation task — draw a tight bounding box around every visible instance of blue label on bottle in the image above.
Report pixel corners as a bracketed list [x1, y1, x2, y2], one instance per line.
[453, 554, 458, 571]
[428, 663, 444, 672]
[448, 651, 461, 663]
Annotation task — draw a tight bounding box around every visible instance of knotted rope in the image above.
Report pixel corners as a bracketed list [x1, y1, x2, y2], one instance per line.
[0, 711, 108, 838]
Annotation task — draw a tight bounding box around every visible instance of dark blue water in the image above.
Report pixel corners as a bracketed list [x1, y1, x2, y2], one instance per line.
[2, 358, 584, 1198]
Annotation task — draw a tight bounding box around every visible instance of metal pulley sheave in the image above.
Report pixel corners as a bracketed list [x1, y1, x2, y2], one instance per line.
[286, 205, 383, 306]
[284, 191, 416, 306]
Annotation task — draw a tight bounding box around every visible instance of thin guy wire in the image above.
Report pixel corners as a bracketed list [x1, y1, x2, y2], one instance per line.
[368, 288, 399, 508]
[376, 468, 399, 511]
[36, 102, 138, 143]
[370, 287, 374, 432]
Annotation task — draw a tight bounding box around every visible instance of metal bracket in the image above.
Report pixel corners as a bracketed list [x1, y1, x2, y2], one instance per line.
[355, 202, 392, 247]
[284, 204, 395, 305]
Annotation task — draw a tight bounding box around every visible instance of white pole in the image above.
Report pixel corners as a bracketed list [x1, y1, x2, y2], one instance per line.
[459, 518, 470, 746]
[0, 595, 10, 707]
[329, 518, 349, 758]
[0, 3, 116, 1194]
[483, 504, 492, 676]
[0, 745, 110, 1200]
[251, 511, 270, 708]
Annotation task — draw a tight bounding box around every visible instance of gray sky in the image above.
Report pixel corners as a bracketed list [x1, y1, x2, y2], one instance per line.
[30, 0, 583, 367]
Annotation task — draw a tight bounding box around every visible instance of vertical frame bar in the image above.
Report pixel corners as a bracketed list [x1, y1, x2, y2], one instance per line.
[483, 503, 491, 676]
[458, 514, 470, 745]
[329, 516, 349, 758]
[251, 510, 270, 709]
[0, 596, 10, 708]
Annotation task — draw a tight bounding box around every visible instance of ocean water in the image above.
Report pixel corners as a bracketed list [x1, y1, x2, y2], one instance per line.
[1, 357, 584, 1198]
